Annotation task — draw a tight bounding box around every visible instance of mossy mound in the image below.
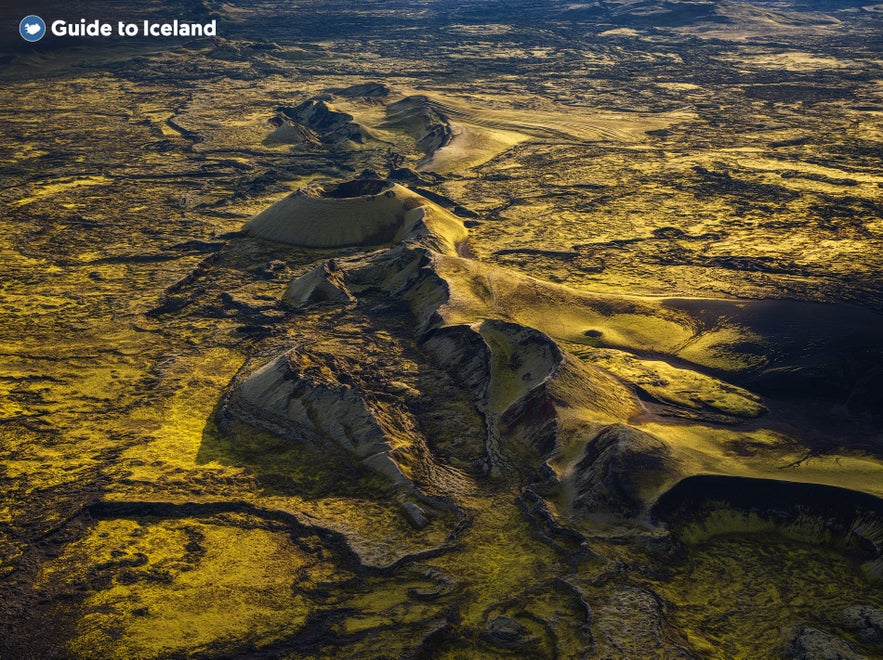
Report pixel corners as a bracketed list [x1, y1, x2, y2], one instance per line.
[245, 179, 467, 254]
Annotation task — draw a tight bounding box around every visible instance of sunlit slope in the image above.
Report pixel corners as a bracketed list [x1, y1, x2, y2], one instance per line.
[245, 179, 467, 254]
[427, 252, 883, 377]
[266, 85, 691, 176]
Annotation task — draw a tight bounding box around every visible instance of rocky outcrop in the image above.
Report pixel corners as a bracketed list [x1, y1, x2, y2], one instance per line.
[265, 115, 322, 147]
[421, 325, 492, 399]
[401, 501, 430, 530]
[593, 586, 691, 658]
[571, 424, 678, 518]
[785, 626, 863, 660]
[481, 320, 564, 462]
[333, 82, 391, 100]
[277, 97, 370, 146]
[842, 605, 883, 646]
[481, 615, 538, 651]
[384, 95, 454, 162]
[222, 340, 474, 502]
[284, 260, 355, 307]
[225, 347, 412, 485]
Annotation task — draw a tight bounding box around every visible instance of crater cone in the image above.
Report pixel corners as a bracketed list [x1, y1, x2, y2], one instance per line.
[244, 178, 466, 253]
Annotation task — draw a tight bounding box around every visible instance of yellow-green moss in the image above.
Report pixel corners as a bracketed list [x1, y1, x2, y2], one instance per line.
[647, 535, 883, 659]
[39, 518, 321, 658]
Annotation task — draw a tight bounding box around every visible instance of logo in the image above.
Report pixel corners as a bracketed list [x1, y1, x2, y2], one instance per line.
[19, 15, 46, 42]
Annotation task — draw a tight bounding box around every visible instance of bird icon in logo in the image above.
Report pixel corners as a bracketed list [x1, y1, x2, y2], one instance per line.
[19, 15, 46, 42]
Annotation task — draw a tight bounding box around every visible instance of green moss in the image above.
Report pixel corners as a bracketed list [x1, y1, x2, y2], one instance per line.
[434, 498, 561, 628]
[647, 535, 883, 659]
[39, 518, 321, 658]
[571, 346, 767, 418]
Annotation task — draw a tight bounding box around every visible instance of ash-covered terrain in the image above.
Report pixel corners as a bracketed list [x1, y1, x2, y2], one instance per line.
[1, 0, 882, 657]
